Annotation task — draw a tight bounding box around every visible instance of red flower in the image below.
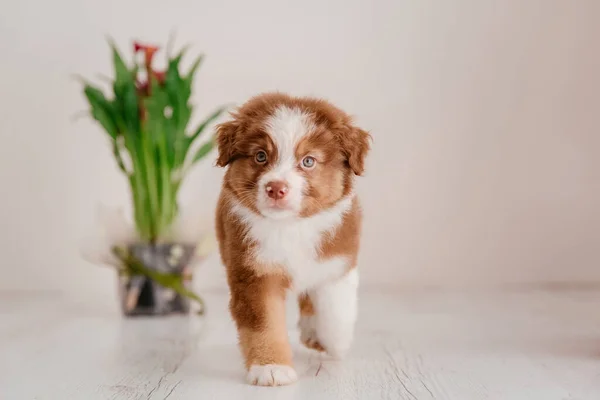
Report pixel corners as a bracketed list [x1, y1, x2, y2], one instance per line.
[153, 70, 165, 84]
[133, 41, 160, 68]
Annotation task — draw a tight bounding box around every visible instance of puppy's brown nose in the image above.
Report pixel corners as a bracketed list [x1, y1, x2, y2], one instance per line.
[266, 181, 288, 200]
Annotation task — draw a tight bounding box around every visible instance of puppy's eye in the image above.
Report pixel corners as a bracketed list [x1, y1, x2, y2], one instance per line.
[301, 156, 316, 169]
[255, 151, 267, 164]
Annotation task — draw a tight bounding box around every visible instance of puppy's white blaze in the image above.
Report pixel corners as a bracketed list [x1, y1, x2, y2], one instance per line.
[311, 268, 359, 358]
[257, 106, 316, 218]
[265, 106, 316, 157]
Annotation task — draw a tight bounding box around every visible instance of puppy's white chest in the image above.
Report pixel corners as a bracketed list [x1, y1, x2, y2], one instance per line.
[231, 197, 354, 291]
[251, 223, 345, 291]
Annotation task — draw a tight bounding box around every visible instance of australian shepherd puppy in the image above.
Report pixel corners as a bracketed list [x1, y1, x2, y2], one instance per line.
[214, 92, 371, 386]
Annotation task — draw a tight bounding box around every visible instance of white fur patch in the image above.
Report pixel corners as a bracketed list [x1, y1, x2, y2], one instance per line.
[247, 364, 298, 386]
[231, 195, 354, 291]
[257, 106, 316, 219]
[310, 269, 359, 358]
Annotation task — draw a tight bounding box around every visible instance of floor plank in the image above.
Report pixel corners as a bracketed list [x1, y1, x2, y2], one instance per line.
[1, 289, 600, 399]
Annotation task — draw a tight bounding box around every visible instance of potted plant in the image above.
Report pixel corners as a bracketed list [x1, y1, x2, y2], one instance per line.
[78, 39, 227, 316]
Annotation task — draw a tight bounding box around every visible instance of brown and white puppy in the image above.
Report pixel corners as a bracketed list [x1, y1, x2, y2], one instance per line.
[214, 92, 370, 386]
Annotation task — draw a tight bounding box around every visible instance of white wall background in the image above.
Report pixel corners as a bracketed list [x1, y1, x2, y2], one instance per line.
[1, 0, 599, 304]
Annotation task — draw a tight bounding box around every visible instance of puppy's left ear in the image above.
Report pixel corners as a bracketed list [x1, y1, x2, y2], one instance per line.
[339, 124, 372, 176]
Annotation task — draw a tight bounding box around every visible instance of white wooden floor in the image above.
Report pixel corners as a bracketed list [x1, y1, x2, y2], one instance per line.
[2, 288, 600, 400]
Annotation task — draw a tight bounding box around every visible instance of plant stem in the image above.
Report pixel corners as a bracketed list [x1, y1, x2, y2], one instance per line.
[124, 132, 151, 242]
[158, 131, 173, 232]
[140, 128, 159, 241]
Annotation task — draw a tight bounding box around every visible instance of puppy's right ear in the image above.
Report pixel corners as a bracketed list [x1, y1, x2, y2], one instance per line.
[215, 118, 239, 167]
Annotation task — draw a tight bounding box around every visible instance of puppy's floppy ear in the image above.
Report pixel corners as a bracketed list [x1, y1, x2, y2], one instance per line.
[214, 118, 240, 167]
[338, 124, 372, 176]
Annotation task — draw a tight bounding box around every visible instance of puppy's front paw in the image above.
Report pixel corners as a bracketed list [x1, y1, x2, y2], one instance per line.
[246, 364, 298, 386]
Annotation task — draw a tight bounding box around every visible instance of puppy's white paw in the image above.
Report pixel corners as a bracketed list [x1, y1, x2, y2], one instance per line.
[315, 320, 354, 359]
[323, 339, 351, 359]
[246, 364, 298, 386]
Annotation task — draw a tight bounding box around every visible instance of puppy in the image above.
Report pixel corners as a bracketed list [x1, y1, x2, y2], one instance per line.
[214, 92, 370, 386]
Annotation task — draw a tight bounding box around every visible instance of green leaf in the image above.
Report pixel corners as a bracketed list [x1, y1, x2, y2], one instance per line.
[174, 52, 206, 116]
[83, 85, 118, 139]
[163, 114, 178, 168]
[115, 81, 140, 139]
[143, 79, 169, 134]
[175, 106, 228, 170]
[143, 85, 169, 154]
[173, 46, 188, 66]
[187, 106, 228, 144]
[184, 55, 204, 88]
[191, 138, 215, 164]
[164, 51, 191, 130]
[106, 41, 139, 136]
[111, 138, 128, 174]
[188, 54, 203, 73]
[163, 50, 194, 171]
[108, 39, 130, 86]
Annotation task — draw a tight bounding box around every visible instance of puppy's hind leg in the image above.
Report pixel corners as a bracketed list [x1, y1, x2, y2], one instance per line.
[308, 268, 359, 359]
[298, 293, 325, 352]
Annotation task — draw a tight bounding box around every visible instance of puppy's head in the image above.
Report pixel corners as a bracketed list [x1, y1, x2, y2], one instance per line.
[215, 92, 370, 219]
